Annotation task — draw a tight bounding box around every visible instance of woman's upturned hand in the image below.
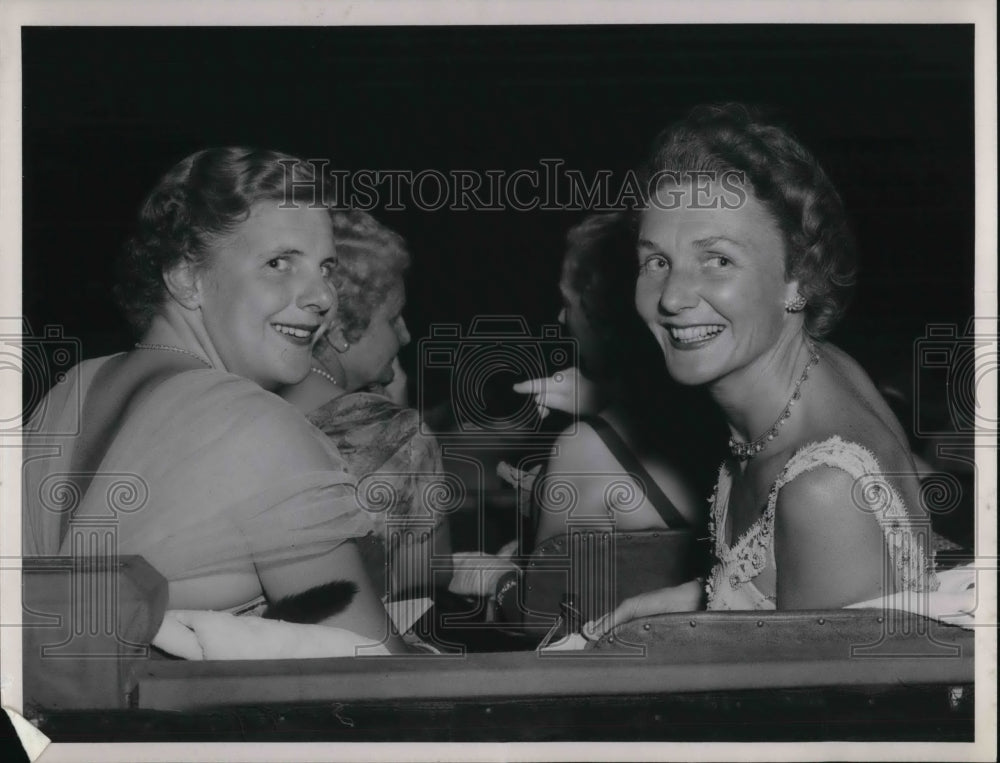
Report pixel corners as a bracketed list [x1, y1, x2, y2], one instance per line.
[582, 579, 704, 640]
[512, 366, 604, 419]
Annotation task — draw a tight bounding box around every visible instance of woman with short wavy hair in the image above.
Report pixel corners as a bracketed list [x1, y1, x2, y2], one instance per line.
[587, 104, 937, 634]
[641, 102, 858, 340]
[24, 148, 405, 652]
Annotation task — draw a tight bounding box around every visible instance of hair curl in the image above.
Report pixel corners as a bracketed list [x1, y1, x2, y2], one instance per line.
[327, 209, 410, 344]
[115, 147, 325, 334]
[641, 103, 858, 338]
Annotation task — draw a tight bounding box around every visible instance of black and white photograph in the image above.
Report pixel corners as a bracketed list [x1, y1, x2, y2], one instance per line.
[1, 1, 995, 760]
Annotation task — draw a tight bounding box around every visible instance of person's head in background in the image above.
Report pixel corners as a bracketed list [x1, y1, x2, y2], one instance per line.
[559, 213, 647, 383]
[313, 208, 412, 392]
[559, 212, 725, 487]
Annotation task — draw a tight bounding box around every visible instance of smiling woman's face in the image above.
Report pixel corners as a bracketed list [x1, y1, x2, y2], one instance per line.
[194, 202, 337, 389]
[635, 181, 798, 387]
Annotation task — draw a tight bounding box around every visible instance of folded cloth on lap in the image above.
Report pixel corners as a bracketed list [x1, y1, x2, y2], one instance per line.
[846, 563, 977, 629]
[152, 609, 391, 659]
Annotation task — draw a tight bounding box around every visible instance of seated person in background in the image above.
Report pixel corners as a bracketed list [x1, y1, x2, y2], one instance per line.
[587, 103, 939, 636]
[482, 214, 724, 628]
[281, 208, 451, 604]
[520, 213, 714, 547]
[23, 148, 405, 652]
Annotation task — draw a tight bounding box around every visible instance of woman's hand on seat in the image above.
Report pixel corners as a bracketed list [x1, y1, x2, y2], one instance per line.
[513, 366, 604, 419]
[582, 579, 704, 640]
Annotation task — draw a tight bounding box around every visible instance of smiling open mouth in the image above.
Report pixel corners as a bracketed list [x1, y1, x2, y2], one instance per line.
[272, 323, 318, 344]
[668, 324, 726, 345]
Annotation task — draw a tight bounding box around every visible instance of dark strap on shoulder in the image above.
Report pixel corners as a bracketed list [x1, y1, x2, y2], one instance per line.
[583, 415, 689, 529]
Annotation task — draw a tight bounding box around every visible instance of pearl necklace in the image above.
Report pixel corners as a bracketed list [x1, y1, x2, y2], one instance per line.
[310, 367, 340, 387]
[728, 342, 820, 461]
[134, 343, 212, 368]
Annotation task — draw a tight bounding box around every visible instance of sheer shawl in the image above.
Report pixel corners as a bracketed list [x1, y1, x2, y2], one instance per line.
[306, 391, 451, 536]
[23, 357, 374, 581]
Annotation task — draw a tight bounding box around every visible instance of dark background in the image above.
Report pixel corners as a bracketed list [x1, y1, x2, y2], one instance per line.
[22, 25, 975, 405]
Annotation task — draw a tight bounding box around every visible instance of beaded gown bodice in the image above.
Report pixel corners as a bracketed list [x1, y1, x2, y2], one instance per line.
[706, 436, 938, 611]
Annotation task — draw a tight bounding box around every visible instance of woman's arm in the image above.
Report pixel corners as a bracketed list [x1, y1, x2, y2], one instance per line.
[257, 540, 408, 653]
[582, 578, 705, 638]
[247, 409, 409, 652]
[773, 466, 888, 609]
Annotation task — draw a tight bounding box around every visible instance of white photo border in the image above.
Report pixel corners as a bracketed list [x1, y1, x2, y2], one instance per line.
[1, 2, 995, 762]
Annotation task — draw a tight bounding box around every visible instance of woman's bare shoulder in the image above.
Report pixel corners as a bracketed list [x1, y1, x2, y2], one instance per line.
[772, 462, 888, 608]
[549, 419, 618, 471]
[549, 413, 668, 472]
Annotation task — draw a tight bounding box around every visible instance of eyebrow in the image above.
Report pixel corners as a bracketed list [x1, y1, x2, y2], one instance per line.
[692, 235, 746, 251]
[636, 238, 662, 252]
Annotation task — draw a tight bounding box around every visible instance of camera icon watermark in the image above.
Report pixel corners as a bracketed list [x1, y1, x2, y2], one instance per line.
[1, 318, 82, 437]
[417, 316, 575, 439]
[913, 318, 998, 438]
